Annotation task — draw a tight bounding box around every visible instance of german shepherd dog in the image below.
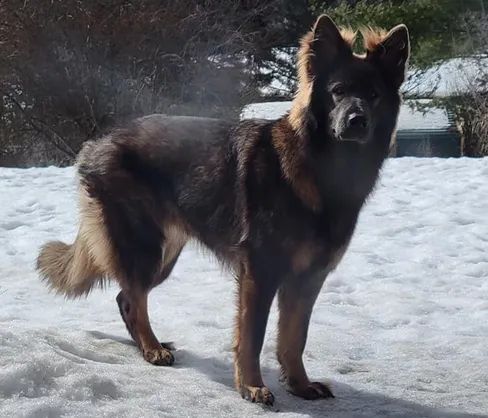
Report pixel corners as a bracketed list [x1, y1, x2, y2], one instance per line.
[36, 15, 410, 406]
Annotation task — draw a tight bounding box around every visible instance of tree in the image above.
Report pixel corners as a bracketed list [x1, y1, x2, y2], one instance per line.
[426, 11, 488, 156]
[0, 0, 284, 166]
[318, 0, 488, 63]
[3, 0, 488, 165]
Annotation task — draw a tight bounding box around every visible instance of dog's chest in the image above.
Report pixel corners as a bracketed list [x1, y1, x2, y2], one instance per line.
[278, 208, 358, 276]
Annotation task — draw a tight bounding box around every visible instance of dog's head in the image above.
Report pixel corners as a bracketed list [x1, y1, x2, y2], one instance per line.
[290, 14, 410, 145]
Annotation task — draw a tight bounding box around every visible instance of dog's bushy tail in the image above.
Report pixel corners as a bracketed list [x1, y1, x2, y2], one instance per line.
[36, 236, 103, 298]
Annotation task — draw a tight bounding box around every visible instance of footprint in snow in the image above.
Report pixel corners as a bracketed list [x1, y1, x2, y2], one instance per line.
[0, 220, 29, 231]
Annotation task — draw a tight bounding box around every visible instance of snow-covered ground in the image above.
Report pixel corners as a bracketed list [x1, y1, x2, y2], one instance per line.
[1, 158, 488, 418]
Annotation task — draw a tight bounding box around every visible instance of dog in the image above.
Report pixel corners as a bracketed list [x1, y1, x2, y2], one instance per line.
[36, 14, 410, 407]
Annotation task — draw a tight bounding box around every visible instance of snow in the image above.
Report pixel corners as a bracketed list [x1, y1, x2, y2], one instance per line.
[241, 99, 451, 130]
[403, 56, 488, 98]
[1, 158, 488, 418]
[396, 100, 451, 130]
[240, 101, 292, 121]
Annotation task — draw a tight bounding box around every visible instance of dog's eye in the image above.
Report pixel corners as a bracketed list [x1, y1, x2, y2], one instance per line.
[332, 85, 345, 96]
[370, 89, 379, 99]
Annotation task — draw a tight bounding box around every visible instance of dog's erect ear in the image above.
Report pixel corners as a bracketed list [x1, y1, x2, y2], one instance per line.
[305, 14, 352, 78]
[367, 24, 410, 89]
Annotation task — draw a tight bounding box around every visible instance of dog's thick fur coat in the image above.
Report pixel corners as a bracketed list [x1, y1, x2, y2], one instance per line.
[37, 15, 410, 406]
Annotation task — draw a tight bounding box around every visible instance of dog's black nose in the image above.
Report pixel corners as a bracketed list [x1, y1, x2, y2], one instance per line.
[339, 110, 371, 143]
[347, 113, 368, 129]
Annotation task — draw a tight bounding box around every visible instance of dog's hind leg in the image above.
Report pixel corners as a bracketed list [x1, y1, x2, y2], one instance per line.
[116, 288, 175, 366]
[99, 177, 186, 366]
[116, 246, 183, 366]
[276, 271, 334, 400]
[78, 138, 188, 366]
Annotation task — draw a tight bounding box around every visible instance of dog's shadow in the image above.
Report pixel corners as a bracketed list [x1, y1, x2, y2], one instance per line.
[89, 331, 486, 418]
[177, 349, 486, 418]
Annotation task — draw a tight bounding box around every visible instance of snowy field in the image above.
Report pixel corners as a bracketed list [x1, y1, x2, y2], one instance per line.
[1, 157, 488, 418]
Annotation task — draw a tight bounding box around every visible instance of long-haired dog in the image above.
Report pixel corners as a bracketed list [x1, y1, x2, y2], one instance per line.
[37, 14, 410, 406]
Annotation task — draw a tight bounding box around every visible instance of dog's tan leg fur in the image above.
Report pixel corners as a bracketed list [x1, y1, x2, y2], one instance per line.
[233, 278, 243, 392]
[116, 228, 186, 366]
[116, 289, 175, 366]
[77, 185, 115, 276]
[277, 276, 333, 400]
[277, 245, 349, 400]
[233, 261, 277, 406]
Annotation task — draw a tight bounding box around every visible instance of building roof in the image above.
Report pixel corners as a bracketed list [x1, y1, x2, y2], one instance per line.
[403, 56, 488, 97]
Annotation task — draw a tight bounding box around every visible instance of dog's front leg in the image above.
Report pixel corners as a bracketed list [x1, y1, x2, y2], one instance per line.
[233, 260, 279, 406]
[277, 271, 334, 400]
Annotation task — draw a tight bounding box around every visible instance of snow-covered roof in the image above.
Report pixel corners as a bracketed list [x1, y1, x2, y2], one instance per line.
[403, 56, 488, 97]
[240, 99, 451, 131]
[240, 101, 291, 121]
[396, 100, 451, 130]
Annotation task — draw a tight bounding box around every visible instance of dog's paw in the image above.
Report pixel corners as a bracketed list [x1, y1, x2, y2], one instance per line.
[143, 347, 175, 366]
[288, 380, 334, 400]
[241, 385, 275, 406]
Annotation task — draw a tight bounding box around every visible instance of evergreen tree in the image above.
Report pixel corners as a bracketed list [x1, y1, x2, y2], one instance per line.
[310, 0, 488, 69]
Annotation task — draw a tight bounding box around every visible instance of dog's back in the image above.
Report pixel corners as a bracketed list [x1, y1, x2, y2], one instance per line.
[37, 113, 269, 296]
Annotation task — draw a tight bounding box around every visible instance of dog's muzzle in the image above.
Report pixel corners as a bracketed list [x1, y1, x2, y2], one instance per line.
[339, 111, 370, 143]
